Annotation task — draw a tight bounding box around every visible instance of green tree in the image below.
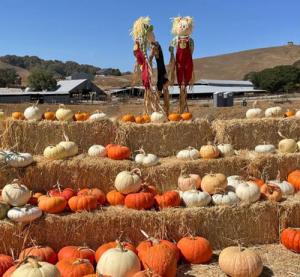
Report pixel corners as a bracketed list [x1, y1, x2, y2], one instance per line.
[0, 68, 18, 87]
[27, 69, 57, 91]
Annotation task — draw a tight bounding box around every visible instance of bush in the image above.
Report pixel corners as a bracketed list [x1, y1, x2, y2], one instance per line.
[0, 68, 18, 87]
[27, 69, 57, 91]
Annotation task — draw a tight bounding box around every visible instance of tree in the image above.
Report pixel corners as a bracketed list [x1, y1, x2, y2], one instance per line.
[0, 68, 18, 87]
[293, 60, 300, 69]
[27, 69, 57, 91]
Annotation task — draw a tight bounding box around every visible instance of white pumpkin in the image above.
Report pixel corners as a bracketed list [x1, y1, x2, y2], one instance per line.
[212, 191, 240, 206]
[97, 244, 141, 277]
[88, 145, 107, 157]
[297, 141, 300, 150]
[134, 150, 159, 167]
[255, 144, 276, 154]
[235, 181, 261, 203]
[12, 258, 61, 277]
[295, 110, 300, 118]
[2, 152, 34, 168]
[176, 147, 199, 160]
[217, 144, 235, 157]
[55, 104, 73, 121]
[7, 205, 42, 223]
[2, 180, 31, 207]
[269, 180, 294, 196]
[278, 139, 297, 153]
[265, 106, 283, 117]
[89, 111, 107, 121]
[43, 145, 67, 160]
[24, 103, 42, 121]
[178, 174, 202, 191]
[58, 134, 78, 157]
[150, 111, 166, 123]
[114, 169, 142, 194]
[227, 176, 247, 191]
[181, 190, 211, 207]
[246, 108, 263, 119]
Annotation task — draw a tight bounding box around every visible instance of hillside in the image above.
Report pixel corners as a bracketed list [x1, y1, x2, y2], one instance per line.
[0, 61, 29, 85]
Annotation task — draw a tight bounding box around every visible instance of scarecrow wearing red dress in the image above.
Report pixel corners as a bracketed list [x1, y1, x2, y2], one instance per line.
[169, 16, 194, 113]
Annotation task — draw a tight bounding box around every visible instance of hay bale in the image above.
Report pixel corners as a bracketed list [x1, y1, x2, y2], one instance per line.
[115, 120, 214, 157]
[213, 118, 300, 150]
[0, 119, 116, 155]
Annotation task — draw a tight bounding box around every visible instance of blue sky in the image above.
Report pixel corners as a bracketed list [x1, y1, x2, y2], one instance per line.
[0, 0, 299, 71]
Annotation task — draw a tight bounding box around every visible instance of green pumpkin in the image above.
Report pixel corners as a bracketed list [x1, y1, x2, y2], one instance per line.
[0, 201, 10, 219]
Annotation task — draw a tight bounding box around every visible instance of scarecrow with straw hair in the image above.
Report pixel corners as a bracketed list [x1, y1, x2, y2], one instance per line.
[131, 17, 169, 115]
[169, 16, 195, 113]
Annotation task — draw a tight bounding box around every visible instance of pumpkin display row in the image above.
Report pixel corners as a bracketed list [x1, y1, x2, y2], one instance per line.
[246, 106, 300, 119]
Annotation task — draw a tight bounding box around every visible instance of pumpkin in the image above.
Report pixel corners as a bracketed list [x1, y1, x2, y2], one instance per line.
[0, 201, 10, 219]
[19, 245, 57, 264]
[177, 236, 212, 264]
[217, 144, 235, 157]
[255, 144, 276, 154]
[176, 147, 199, 160]
[55, 104, 73, 121]
[28, 192, 44, 206]
[122, 114, 135, 123]
[124, 191, 154, 210]
[142, 114, 151, 123]
[278, 138, 297, 153]
[58, 133, 78, 157]
[24, 103, 42, 121]
[7, 205, 42, 223]
[270, 180, 294, 196]
[260, 183, 282, 202]
[77, 188, 106, 205]
[95, 241, 137, 262]
[181, 112, 192, 121]
[181, 190, 211, 207]
[265, 106, 283, 117]
[249, 177, 265, 188]
[199, 143, 220, 159]
[97, 242, 141, 277]
[135, 149, 159, 167]
[201, 173, 227, 195]
[284, 109, 295, 117]
[57, 258, 94, 277]
[106, 144, 131, 160]
[43, 110, 56, 121]
[43, 145, 67, 160]
[89, 111, 107, 121]
[49, 184, 75, 201]
[246, 108, 263, 119]
[74, 111, 89, 121]
[133, 269, 161, 277]
[135, 116, 145, 124]
[178, 173, 201, 191]
[58, 246, 95, 265]
[114, 169, 142, 194]
[88, 145, 107, 157]
[0, 255, 13, 276]
[212, 191, 239, 206]
[38, 195, 67, 214]
[150, 112, 166, 123]
[235, 181, 261, 203]
[168, 113, 181, 122]
[106, 190, 125, 206]
[12, 112, 25, 120]
[219, 246, 263, 277]
[281, 228, 300, 253]
[68, 195, 97, 212]
[154, 191, 180, 209]
[3, 264, 18, 276]
[1, 152, 34, 168]
[13, 257, 61, 277]
[2, 180, 31, 207]
[227, 176, 247, 191]
[287, 170, 300, 191]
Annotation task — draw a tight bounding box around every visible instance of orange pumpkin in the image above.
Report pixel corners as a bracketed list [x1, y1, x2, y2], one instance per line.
[43, 110, 56, 121]
[19, 245, 57, 264]
[284, 109, 295, 118]
[106, 190, 125, 206]
[106, 144, 131, 160]
[154, 191, 180, 209]
[38, 195, 67, 214]
[260, 183, 282, 202]
[68, 195, 97, 212]
[168, 113, 181, 122]
[281, 228, 300, 253]
[58, 246, 95, 265]
[0, 255, 14, 276]
[56, 258, 94, 277]
[177, 236, 212, 264]
[288, 170, 300, 191]
[135, 116, 145, 124]
[11, 112, 24, 120]
[143, 184, 158, 196]
[95, 241, 137, 262]
[74, 111, 89, 121]
[78, 188, 106, 205]
[121, 114, 135, 123]
[28, 192, 44, 205]
[124, 191, 154, 210]
[181, 112, 193, 121]
[250, 177, 265, 188]
[3, 264, 17, 277]
[143, 114, 151, 123]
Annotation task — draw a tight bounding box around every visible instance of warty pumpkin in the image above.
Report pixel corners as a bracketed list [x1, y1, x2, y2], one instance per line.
[68, 195, 97, 212]
[106, 190, 125, 206]
[43, 145, 67, 160]
[106, 144, 131, 160]
[154, 191, 180, 209]
[1, 180, 31, 207]
[58, 246, 95, 265]
[38, 195, 67, 214]
[57, 258, 94, 277]
[281, 227, 300, 253]
[19, 245, 58, 264]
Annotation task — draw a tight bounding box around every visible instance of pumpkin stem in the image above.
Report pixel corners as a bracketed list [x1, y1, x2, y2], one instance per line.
[276, 170, 281, 181]
[140, 230, 159, 245]
[72, 258, 90, 265]
[62, 131, 70, 142]
[25, 256, 41, 268]
[135, 148, 146, 155]
[130, 168, 142, 177]
[278, 131, 288, 140]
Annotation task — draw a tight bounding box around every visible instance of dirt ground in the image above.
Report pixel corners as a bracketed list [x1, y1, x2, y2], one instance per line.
[177, 244, 300, 277]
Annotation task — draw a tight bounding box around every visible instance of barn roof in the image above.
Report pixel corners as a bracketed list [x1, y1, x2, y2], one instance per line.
[196, 79, 253, 86]
[56, 79, 87, 92]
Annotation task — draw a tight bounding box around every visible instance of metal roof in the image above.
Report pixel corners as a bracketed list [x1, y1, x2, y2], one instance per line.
[56, 79, 87, 92]
[196, 79, 253, 86]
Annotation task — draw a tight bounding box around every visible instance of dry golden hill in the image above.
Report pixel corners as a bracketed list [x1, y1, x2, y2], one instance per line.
[0, 61, 30, 85]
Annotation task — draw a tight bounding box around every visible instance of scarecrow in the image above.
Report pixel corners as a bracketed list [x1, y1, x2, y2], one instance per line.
[169, 16, 194, 113]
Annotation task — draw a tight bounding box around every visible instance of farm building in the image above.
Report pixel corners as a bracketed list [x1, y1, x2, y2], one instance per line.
[0, 79, 107, 103]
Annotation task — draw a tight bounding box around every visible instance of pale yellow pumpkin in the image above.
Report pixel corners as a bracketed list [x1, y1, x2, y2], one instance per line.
[201, 173, 227, 195]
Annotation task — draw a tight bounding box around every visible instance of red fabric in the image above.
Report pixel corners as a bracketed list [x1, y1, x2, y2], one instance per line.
[134, 42, 151, 89]
[176, 37, 193, 86]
